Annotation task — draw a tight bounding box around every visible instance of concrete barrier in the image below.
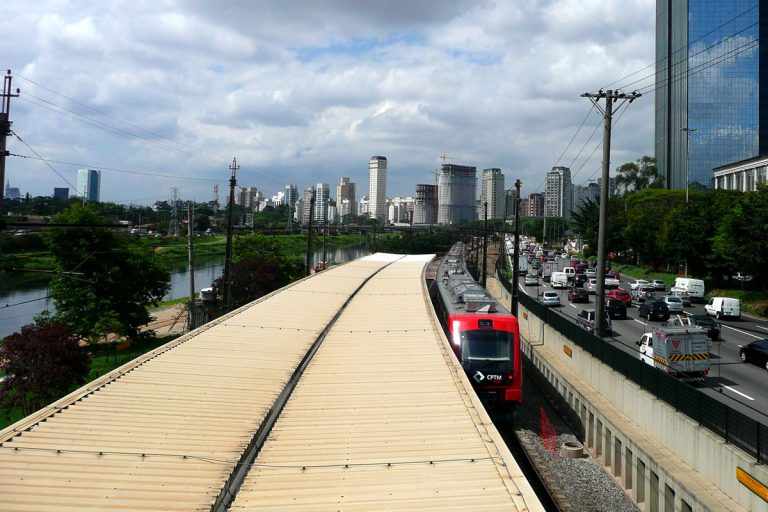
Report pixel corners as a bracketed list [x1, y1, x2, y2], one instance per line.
[487, 277, 768, 512]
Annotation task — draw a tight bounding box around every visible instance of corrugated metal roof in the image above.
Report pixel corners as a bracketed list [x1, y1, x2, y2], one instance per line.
[0, 257, 395, 512]
[230, 255, 543, 511]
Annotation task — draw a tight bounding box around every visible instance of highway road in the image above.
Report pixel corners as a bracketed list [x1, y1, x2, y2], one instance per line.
[515, 254, 768, 424]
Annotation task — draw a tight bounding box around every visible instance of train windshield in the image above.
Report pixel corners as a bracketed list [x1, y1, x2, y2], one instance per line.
[461, 330, 512, 361]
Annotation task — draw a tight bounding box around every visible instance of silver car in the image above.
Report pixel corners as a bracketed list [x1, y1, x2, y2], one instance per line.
[524, 274, 538, 286]
[663, 295, 684, 312]
[652, 279, 666, 291]
[542, 291, 561, 307]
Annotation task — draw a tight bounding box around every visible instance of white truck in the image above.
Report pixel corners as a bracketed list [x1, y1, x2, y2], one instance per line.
[637, 322, 711, 379]
[672, 277, 705, 303]
[705, 297, 741, 320]
[551, 271, 568, 289]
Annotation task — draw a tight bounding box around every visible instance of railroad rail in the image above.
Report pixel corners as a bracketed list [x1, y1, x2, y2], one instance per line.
[0, 254, 543, 511]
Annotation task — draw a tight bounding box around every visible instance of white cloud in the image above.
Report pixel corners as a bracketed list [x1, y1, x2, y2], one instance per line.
[4, 0, 656, 202]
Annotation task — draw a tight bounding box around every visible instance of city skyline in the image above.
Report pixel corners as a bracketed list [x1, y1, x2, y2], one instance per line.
[2, 1, 656, 203]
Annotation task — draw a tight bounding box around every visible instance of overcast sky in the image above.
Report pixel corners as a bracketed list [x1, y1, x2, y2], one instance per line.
[2, 0, 656, 204]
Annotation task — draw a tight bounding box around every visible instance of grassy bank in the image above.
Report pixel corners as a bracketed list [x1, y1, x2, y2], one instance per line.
[0, 335, 178, 430]
[612, 263, 677, 287]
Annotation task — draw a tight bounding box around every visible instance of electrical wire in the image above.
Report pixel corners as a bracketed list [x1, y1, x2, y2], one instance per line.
[9, 130, 78, 190]
[8, 153, 221, 182]
[16, 74, 196, 154]
[553, 103, 597, 168]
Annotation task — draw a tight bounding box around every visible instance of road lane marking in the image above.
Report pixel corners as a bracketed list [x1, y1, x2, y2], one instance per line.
[721, 324, 763, 340]
[722, 385, 755, 401]
[757, 326, 768, 332]
[634, 319, 646, 326]
[569, 304, 577, 309]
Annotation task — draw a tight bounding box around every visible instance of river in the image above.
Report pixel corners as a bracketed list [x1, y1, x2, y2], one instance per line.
[0, 244, 370, 339]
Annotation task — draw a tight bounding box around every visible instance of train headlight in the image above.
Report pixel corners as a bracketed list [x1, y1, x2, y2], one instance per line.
[451, 320, 461, 347]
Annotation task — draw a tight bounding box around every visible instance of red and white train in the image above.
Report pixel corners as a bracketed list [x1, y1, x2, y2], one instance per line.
[431, 242, 522, 407]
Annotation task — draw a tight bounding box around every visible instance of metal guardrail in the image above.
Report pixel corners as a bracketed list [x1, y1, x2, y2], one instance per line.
[495, 255, 768, 464]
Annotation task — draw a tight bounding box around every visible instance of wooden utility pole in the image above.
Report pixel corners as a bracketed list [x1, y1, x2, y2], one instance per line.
[581, 89, 641, 336]
[1, 70, 20, 206]
[223, 157, 239, 309]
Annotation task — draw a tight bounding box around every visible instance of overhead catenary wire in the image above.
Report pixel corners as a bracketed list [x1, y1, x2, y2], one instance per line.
[8, 152, 221, 183]
[17, 92, 194, 156]
[9, 130, 78, 190]
[16, 74, 197, 154]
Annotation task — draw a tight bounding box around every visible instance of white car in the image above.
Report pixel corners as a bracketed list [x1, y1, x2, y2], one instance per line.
[542, 291, 561, 307]
[652, 280, 666, 291]
[630, 279, 650, 291]
[524, 274, 538, 286]
[663, 295, 684, 313]
[585, 268, 596, 278]
[586, 278, 598, 294]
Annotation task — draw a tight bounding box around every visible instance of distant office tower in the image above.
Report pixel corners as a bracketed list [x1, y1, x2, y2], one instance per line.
[504, 188, 519, 219]
[519, 198, 529, 217]
[597, 177, 617, 198]
[301, 187, 314, 225]
[368, 156, 387, 221]
[544, 166, 572, 218]
[573, 182, 599, 210]
[528, 192, 544, 217]
[314, 183, 330, 224]
[336, 177, 356, 221]
[437, 164, 476, 224]
[414, 184, 438, 224]
[358, 195, 369, 216]
[294, 198, 304, 222]
[5, 181, 20, 200]
[77, 169, 101, 202]
[480, 168, 505, 219]
[236, 186, 260, 209]
[284, 184, 298, 208]
[328, 200, 338, 224]
[53, 187, 69, 200]
[387, 196, 414, 224]
[656, 1, 765, 188]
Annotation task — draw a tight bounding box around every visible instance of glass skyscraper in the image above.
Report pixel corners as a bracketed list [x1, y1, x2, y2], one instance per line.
[655, 1, 763, 188]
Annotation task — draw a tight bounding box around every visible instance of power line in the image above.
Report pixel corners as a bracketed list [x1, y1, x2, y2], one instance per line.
[605, 3, 757, 90]
[553, 103, 597, 168]
[16, 74, 196, 153]
[9, 130, 78, 190]
[8, 152, 220, 182]
[18, 94, 192, 156]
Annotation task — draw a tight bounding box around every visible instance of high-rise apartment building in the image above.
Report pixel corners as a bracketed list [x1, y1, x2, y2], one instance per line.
[573, 182, 599, 210]
[53, 187, 69, 201]
[656, 2, 765, 188]
[437, 164, 476, 225]
[358, 195, 369, 216]
[77, 169, 101, 203]
[368, 156, 387, 221]
[336, 177, 356, 222]
[236, 186, 260, 209]
[519, 198, 530, 217]
[301, 187, 314, 226]
[504, 188, 519, 219]
[414, 184, 438, 224]
[284, 184, 298, 209]
[314, 183, 330, 224]
[387, 196, 414, 224]
[479, 168, 505, 219]
[528, 192, 544, 217]
[544, 166, 572, 218]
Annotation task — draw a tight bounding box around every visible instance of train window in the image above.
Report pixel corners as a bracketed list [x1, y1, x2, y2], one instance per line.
[461, 330, 512, 361]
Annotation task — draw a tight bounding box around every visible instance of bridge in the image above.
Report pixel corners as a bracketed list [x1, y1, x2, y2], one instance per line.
[0, 254, 542, 511]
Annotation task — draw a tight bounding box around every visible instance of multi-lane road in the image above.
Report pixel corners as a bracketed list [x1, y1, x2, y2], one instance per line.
[517, 255, 768, 422]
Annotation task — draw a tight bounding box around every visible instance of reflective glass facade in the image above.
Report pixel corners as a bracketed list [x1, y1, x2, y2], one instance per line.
[655, 1, 763, 188]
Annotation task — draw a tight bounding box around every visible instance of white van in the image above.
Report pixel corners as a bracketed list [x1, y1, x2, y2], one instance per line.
[673, 278, 706, 302]
[551, 271, 568, 289]
[705, 297, 741, 320]
[563, 266, 576, 279]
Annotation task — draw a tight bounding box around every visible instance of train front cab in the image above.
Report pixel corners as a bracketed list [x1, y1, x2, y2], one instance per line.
[448, 313, 522, 406]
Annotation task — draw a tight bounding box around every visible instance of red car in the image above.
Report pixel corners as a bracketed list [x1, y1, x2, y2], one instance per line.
[607, 288, 632, 306]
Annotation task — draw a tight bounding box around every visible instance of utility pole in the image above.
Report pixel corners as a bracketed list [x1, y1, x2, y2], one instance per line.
[681, 127, 696, 277]
[187, 201, 195, 331]
[223, 157, 239, 309]
[481, 202, 488, 287]
[511, 179, 522, 315]
[1, 70, 20, 207]
[542, 215, 546, 247]
[305, 190, 316, 276]
[581, 89, 641, 336]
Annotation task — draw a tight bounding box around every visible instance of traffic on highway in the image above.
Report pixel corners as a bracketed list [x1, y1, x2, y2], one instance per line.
[505, 235, 768, 422]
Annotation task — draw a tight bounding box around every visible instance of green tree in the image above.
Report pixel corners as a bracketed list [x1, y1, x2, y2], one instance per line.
[47, 205, 170, 341]
[615, 156, 663, 194]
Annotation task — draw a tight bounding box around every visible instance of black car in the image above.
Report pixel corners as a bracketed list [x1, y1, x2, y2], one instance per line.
[638, 300, 670, 321]
[690, 314, 720, 341]
[739, 339, 768, 371]
[568, 287, 589, 303]
[606, 299, 627, 320]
